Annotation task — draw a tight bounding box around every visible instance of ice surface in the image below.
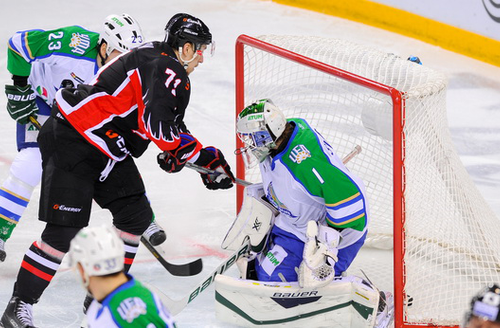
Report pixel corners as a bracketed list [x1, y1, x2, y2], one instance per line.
[0, 0, 499, 327]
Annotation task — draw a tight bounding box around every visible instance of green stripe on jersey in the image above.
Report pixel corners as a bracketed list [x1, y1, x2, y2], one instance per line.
[280, 119, 365, 230]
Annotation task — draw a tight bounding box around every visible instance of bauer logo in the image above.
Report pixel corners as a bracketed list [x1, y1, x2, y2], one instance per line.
[69, 33, 91, 55]
[52, 204, 82, 213]
[289, 145, 311, 164]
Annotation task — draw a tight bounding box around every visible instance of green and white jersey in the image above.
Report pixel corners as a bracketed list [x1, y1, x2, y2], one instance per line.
[86, 275, 176, 328]
[7, 26, 99, 106]
[261, 119, 369, 248]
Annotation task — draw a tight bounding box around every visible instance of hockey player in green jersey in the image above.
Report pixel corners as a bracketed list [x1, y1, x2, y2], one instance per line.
[68, 225, 176, 328]
[0, 13, 166, 263]
[229, 99, 394, 327]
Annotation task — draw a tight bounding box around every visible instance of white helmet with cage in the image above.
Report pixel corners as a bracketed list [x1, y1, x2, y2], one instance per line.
[236, 99, 287, 164]
[68, 225, 124, 286]
[99, 13, 145, 56]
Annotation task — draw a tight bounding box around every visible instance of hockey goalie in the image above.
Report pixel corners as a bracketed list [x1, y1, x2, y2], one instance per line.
[214, 99, 394, 327]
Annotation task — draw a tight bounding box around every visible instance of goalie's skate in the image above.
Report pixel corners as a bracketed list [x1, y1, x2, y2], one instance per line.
[142, 221, 166, 246]
[0, 239, 6, 262]
[375, 291, 394, 328]
[0, 296, 37, 328]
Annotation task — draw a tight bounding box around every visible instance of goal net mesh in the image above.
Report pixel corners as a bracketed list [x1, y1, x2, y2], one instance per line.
[236, 35, 500, 326]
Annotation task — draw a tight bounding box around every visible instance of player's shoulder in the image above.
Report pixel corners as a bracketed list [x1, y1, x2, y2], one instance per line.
[10, 25, 99, 59]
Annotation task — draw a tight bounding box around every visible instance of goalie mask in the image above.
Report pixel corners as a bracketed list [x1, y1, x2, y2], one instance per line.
[236, 99, 286, 166]
[462, 284, 500, 327]
[68, 225, 124, 287]
[99, 13, 145, 56]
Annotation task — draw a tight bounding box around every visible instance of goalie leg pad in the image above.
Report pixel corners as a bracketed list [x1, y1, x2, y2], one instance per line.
[215, 274, 379, 328]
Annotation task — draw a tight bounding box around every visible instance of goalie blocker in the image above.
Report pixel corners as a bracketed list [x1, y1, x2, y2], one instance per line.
[215, 274, 385, 328]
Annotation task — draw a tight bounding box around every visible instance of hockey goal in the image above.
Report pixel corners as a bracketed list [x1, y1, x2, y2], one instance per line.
[235, 34, 500, 327]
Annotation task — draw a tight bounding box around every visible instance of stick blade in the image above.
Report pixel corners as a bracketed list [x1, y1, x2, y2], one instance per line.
[140, 236, 203, 276]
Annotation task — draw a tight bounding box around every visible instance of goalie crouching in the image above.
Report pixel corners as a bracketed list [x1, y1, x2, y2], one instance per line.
[214, 99, 393, 328]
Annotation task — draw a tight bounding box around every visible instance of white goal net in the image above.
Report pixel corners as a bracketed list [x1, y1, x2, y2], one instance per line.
[235, 34, 500, 327]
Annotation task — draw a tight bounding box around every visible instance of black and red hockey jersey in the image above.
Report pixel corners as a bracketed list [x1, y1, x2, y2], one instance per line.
[55, 41, 198, 161]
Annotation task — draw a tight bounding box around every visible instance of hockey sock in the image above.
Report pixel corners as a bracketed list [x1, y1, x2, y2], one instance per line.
[115, 228, 140, 272]
[0, 174, 34, 241]
[15, 241, 64, 304]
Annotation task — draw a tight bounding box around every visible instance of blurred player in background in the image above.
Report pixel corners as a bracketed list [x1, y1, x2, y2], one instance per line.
[69, 225, 177, 327]
[462, 284, 500, 328]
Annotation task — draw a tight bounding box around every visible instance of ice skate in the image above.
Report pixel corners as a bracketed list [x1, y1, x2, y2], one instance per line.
[0, 239, 6, 262]
[0, 296, 37, 328]
[142, 221, 166, 246]
[375, 291, 394, 328]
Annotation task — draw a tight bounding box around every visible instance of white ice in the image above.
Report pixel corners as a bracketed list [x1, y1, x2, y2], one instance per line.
[0, 0, 499, 327]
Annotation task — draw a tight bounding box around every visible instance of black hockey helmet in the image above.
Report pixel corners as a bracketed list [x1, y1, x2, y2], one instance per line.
[165, 13, 212, 52]
[462, 283, 500, 327]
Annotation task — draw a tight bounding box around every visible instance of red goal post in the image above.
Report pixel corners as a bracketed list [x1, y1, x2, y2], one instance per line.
[235, 34, 500, 327]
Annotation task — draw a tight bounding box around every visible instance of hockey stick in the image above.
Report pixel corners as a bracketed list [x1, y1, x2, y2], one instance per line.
[186, 144, 361, 187]
[29, 116, 42, 129]
[140, 236, 203, 277]
[185, 162, 252, 186]
[146, 239, 251, 315]
[28, 117, 202, 276]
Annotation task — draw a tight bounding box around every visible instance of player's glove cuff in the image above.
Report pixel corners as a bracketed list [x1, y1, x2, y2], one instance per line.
[5, 84, 39, 125]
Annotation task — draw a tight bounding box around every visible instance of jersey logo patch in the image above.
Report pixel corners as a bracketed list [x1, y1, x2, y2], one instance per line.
[289, 145, 311, 164]
[266, 183, 296, 218]
[117, 297, 147, 323]
[69, 33, 91, 55]
[36, 85, 48, 100]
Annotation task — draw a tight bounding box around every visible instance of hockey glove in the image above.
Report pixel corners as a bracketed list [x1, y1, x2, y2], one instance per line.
[298, 221, 339, 288]
[157, 133, 199, 173]
[5, 84, 38, 125]
[194, 147, 235, 190]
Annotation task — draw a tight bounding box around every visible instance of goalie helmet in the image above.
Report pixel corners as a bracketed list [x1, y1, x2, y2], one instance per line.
[462, 284, 500, 327]
[236, 99, 287, 163]
[99, 13, 145, 56]
[68, 225, 124, 283]
[165, 13, 214, 55]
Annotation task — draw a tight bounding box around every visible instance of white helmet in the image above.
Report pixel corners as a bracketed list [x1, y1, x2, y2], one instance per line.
[236, 99, 287, 163]
[99, 13, 145, 56]
[68, 225, 124, 286]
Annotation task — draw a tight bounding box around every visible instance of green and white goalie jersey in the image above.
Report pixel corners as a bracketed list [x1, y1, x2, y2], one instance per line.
[260, 118, 369, 248]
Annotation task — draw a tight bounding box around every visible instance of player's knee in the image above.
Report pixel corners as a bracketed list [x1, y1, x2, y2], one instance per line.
[108, 193, 153, 235]
[41, 223, 81, 253]
[9, 148, 42, 187]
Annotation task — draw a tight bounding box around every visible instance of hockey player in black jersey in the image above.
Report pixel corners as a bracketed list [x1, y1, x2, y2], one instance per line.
[0, 13, 235, 328]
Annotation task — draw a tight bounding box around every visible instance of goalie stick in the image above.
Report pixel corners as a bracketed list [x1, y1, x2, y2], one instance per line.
[146, 239, 252, 315]
[141, 236, 203, 277]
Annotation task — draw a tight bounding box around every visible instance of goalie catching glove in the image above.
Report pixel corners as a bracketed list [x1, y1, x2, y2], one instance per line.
[157, 133, 200, 173]
[193, 147, 235, 190]
[5, 84, 38, 125]
[298, 220, 340, 288]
